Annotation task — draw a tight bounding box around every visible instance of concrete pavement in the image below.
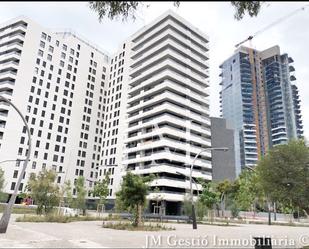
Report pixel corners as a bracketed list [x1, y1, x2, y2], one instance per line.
[0, 214, 308, 248]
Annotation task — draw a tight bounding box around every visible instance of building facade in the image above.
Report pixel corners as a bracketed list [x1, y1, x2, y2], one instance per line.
[210, 117, 236, 181]
[0, 16, 112, 200]
[0, 12, 211, 215]
[219, 45, 303, 174]
[123, 11, 211, 215]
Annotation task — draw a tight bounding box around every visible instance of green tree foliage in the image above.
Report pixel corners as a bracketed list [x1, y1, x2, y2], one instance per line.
[257, 139, 309, 215]
[234, 169, 263, 211]
[89, 1, 140, 21]
[116, 172, 153, 227]
[215, 179, 233, 216]
[27, 169, 60, 215]
[73, 176, 86, 213]
[89, 1, 260, 22]
[199, 181, 220, 222]
[231, 1, 263, 20]
[200, 182, 219, 209]
[0, 168, 8, 202]
[91, 173, 110, 205]
[63, 180, 74, 208]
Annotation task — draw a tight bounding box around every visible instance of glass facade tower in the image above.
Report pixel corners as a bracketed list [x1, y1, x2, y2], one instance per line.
[219, 46, 303, 174]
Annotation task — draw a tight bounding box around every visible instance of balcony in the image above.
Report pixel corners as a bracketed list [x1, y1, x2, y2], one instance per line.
[125, 130, 211, 154]
[132, 17, 208, 55]
[127, 113, 211, 137]
[131, 35, 208, 70]
[123, 150, 211, 170]
[127, 102, 210, 127]
[129, 70, 208, 98]
[128, 91, 209, 117]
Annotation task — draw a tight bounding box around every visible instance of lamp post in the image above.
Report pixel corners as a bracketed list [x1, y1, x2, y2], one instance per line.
[0, 95, 31, 233]
[176, 171, 200, 197]
[190, 147, 228, 230]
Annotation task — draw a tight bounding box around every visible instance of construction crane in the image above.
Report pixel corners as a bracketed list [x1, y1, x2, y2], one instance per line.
[235, 4, 309, 48]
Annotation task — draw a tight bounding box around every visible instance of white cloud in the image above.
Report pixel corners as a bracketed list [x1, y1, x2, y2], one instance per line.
[0, 1, 308, 139]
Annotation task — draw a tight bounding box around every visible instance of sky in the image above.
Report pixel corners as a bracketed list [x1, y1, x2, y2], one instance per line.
[0, 1, 308, 139]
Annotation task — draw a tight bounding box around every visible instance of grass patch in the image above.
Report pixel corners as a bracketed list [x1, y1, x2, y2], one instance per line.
[102, 221, 175, 231]
[16, 214, 106, 223]
[0, 205, 36, 214]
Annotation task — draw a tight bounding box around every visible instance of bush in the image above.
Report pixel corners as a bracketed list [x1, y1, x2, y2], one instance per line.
[0, 204, 36, 214]
[102, 221, 175, 231]
[15, 214, 105, 223]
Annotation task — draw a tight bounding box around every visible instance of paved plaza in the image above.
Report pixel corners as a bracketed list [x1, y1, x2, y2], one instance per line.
[0, 214, 308, 248]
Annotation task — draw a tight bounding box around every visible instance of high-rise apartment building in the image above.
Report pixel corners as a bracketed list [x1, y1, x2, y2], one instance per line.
[0, 16, 111, 200]
[0, 11, 211, 215]
[123, 11, 210, 215]
[219, 45, 303, 174]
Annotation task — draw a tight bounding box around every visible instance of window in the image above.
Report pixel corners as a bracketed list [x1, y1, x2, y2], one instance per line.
[41, 32, 47, 40]
[40, 41, 45, 48]
[62, 44, 67, 51]
[47, 54, 52, 61]
[49, 46, 54, 53]
[13, 170, 18, 178]
[32, 161, 36, 169]
[10, 182, 16, 191]
[38, 50, 43, 57]
[56, 40, 59, 47]
[47, 35, 51, 42]
[60, 60, 64, 67]
[61, 52, 66, 59]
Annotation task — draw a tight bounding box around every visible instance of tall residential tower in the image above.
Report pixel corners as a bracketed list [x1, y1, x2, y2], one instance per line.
[219, 45, 303, 174]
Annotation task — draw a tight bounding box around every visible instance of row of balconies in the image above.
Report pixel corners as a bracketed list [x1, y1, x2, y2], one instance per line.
[127, 101, 210, 127]
[129, 58, 208, 88]
[127, 113, 211, 137]
[132, 17, 208, 55]
[129, 69, 209, 98]
[127, 91, 209, 117]
[130, 51, 208, 84]
[123, 150, 211, 169]
[131, 33, 208, 69]
[128, 80, 209, 107]
[126, 125, 211, 149]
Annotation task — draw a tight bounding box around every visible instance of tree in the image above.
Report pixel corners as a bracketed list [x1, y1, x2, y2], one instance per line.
[231, 1, 263, 20]
[91, 173, 110, 213]
[27, 169, 60, 215]
[89, 1, 262, 22]
[199, 182, 220, 222]
[234, 169, 263, 212]
[74, 176, 87, 214]
[63, 180, 74, 208]
[0, 169, 7, 203]
[256, 139, 309, 215]
[116, 172, 152, 227]
[215, 179, 233, 217]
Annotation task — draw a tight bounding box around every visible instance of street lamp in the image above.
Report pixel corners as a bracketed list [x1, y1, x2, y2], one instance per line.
[0, 159, 29, 164]
[190, 147, 228, 229]
[176, 171, 200, 197]
[0, 95, 32, 233]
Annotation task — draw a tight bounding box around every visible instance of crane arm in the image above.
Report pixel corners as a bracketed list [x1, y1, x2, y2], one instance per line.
[235, 4, 309, 48]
